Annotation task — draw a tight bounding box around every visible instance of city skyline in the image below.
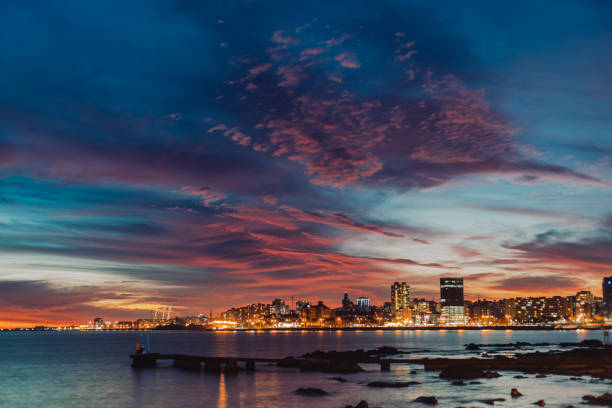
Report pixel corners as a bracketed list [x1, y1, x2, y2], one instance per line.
[7, 276, 611, 330]
[1, 1, 612, 328]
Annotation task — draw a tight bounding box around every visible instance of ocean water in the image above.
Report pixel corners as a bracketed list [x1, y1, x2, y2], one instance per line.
[0, 330, 610, 408]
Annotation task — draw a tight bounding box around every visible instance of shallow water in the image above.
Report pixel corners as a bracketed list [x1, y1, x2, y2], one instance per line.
[0, 330, 609, 407]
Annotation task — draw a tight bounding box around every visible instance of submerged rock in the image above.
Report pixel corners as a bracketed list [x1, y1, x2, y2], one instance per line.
[582, 393, 612, 406]
[278, 357, 363, 373]
[345, 401, 369, 408]
[451, 380, 466, 386]
[415, 396, 438, 405]
[439, 364, 501, 380]
[481, 398, 505, 405]
[534, 400, 545, 406]
[295, 387, 327, 396]
[466, 343, 480, 350]
[366, 380, 419, 388]
[511, 388, 522, 398]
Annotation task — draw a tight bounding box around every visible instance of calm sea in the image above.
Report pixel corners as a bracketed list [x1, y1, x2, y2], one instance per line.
[0, 330, 610, 407]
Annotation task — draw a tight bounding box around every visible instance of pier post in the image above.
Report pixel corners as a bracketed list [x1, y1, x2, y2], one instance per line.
[204, 359, 222, 373]
[224, 358, 239, 375]
[245, 360, 256, 372]
[131, 354, 157, 368]
[380, 359, 391, 371]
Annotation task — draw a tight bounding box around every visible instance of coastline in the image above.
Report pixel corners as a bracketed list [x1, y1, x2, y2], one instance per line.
[5, 325, 611, 332]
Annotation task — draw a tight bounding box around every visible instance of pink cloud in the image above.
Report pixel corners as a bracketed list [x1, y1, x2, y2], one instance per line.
[334, 52, 362, 68]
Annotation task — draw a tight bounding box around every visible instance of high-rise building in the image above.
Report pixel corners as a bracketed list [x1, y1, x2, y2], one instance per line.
[342, 292, 354, 310]
[391, 282, 410, 313]
[575, 290, 594, 322]
[604, 277, 612, 310]
[356, 296, 370, 308]
[440, 277, 465, 325]
[270, 298, 289, 317]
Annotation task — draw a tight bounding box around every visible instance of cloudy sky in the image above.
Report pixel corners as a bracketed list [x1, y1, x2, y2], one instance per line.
[0, 0, 611, 327]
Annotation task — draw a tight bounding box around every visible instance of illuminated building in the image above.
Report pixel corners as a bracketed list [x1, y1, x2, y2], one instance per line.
[270, 298, 289, 317]
[575, 290, 594, 322]
[92, 317, 104, 329]
[391, 282, 410, 316]
[356, 296, 370, 309]
[603, 277, 612, 313]
[307, 301, 331, 323]
[295, 301, 311, 313]
[440, 278, 466, 325]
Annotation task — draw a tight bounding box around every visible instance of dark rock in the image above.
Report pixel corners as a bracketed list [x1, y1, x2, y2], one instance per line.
[559, 339, 603, 348]
[580, 340, 603, 348]
[366, 380, 420, 388]
[331, 376, 347, 382]
[345, 401, 369, 408]
[535, 374, 547, 378]
[411, 370, 419, 374]
[415, 396, 438, 405]
[451, 380, 466, 386]
[569, 377, 582, 380]
[439, 364, 501, 380]
[295, 387, 327, 396]
[481, 399, 505, 405]
[372, 346, 401, 355]
[300, 346, 402, 360]
[514, 375, 527, 379]
[278, 357, 363, 373]
[511, 388, 522, 398]
[582, 393, 612, 405]
[534, 400, 545, 406]
[466, 343, 480, 350]
[469, 381, 482, 384]
[439, 365, 485, 379]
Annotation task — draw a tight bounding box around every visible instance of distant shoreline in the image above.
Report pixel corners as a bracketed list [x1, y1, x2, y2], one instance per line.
[4, 325, 611, 332]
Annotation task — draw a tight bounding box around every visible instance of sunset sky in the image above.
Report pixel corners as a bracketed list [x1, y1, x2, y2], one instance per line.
[1, 1, 611, 327]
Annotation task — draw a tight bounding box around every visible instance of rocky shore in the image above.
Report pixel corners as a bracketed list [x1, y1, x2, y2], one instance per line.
[424, 344, 612, 379]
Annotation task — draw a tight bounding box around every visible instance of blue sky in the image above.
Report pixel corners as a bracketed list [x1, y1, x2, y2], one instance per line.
[0, 0, 610, 326]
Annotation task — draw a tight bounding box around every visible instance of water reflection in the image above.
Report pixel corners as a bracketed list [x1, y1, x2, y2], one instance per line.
[217, 373, 226, 408]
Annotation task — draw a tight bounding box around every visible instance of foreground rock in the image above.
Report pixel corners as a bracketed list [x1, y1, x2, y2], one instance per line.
[511, 388, 522, 398]
[439, 365, 501, 380]
[279, 357, 363, 373]
[366, 380, 420, 388]
[582, 393, 612, 406]
[534, 400, 545, 406]
[415, 396, 438, 405]
[481, 398, 505, 405]
[425, 345, 612, 379]
[301, 346, 402, 360]
[295, 387, 327, 396]
[345, 401, 369, 408]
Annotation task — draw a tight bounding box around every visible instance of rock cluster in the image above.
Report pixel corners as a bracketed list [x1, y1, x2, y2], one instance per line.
[295, 387, 327, 396]
[366, 381, 420, 388]
[439, 365, 501, 380]
[278, 357, 363, 373]
[345, 401, 369, 408]
[415, 396, 438, 405]
[582, 393, 612, 406]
